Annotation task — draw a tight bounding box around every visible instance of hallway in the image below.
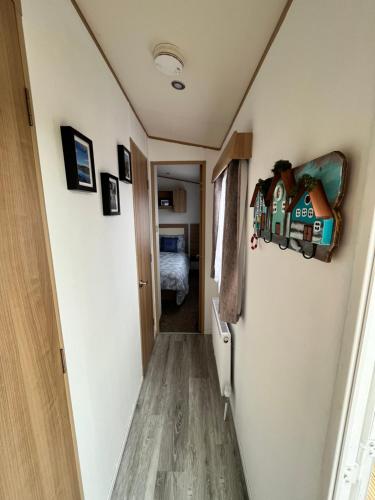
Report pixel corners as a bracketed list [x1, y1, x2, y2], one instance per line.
[112, 334, 248, 499]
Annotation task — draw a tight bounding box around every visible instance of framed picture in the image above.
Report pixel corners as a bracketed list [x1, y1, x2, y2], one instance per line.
[60, 126, 96, 192]
[101, 173, 120, 216]
[117, 144, 132, 183]
[160, 199, 170, 207]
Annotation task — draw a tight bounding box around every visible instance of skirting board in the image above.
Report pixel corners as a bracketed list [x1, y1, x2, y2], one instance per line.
[107, 376, 144, 500]
[159, 331, 200, 335]
[229, 398, 253, 499]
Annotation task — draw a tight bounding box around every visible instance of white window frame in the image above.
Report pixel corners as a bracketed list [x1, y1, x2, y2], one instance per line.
[333, 222, 375, 500]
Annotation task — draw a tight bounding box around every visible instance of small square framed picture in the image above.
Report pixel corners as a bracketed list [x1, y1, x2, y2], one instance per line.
[60, 126, 97, 192]
[101, 173, 120, 216]
[117, 144, 132, 183]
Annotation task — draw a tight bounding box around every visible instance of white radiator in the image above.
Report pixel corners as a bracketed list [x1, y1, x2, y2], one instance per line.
[211, 298, 232, 401]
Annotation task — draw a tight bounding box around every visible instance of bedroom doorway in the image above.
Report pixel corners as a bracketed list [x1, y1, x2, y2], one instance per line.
[151, 161, 206, 334]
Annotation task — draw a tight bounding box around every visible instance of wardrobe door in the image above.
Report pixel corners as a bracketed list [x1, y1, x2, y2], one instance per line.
[0, 1, 81, 498]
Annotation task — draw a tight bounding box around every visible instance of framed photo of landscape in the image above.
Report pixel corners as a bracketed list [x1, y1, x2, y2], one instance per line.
[101, 173, 120, 216]
[117, 144, 132, 183]
[60, 126, 97, 192]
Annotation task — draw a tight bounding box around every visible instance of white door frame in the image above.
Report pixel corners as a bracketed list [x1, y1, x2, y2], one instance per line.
[333, 213, 375, 498]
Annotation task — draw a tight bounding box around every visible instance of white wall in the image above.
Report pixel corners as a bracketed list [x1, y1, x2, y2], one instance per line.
[207, 0, 375, 499]
[158, 176, 200, 226]
[22, 1, 146, 499]
[148, 140, 218, 332]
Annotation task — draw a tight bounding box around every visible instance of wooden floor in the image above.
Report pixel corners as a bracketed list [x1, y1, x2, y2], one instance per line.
[112, 334, 248, 499]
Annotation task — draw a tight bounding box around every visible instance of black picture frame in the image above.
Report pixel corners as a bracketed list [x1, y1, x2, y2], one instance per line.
[117, 144, 132, 183]
[101, 173, 120, 216]
[60, 126, 97, 192]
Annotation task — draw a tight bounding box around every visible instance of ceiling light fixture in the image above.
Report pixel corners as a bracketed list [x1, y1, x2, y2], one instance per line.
[153, 43, 184, 77]
[171, 80, 185, 91]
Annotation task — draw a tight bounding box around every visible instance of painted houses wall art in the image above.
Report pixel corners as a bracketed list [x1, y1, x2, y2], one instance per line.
[250, 152, 347, 262]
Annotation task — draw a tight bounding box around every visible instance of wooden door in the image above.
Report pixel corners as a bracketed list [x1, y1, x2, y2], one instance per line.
[130, 139, 154, 373]
[275, 222, 281, 235]
[303, 225, 313, 242]
[0, 1, 81, 498]
[261, 213, 265, 230]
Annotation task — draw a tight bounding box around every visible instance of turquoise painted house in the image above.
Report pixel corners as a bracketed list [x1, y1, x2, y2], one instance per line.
[288, 191, 334, 245]
[270, 179, 287, 236]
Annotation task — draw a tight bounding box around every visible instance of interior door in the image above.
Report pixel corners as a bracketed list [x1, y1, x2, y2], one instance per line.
[0, 1, 81, 497]
[130, 138, 154, 373]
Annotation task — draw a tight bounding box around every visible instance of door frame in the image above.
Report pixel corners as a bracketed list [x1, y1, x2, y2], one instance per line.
[131, 138, 155, 373]
[150, 160, 206, 334]
[333, 221, 375, 499]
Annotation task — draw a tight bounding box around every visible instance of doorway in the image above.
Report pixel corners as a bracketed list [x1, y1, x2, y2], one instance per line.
[151, 161, 206, 334]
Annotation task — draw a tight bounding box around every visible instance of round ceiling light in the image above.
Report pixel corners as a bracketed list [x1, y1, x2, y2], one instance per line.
[171, 80, 185, 90]
[153, 43, 184, 77]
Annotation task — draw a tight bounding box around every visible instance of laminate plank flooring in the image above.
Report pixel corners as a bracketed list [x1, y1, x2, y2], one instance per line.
[112, 334, 248, 500]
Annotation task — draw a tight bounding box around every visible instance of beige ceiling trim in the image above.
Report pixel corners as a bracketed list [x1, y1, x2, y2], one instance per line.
[148, 135, 220, 151]
[71, 0, 294, 151]
[218, 0, 294, 149]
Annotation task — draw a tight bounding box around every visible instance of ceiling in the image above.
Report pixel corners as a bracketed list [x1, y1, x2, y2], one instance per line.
[74, 0, 288, 149]
[157, 164, 200, 183]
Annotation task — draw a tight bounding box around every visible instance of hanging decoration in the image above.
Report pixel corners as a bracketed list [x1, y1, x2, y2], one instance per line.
[250, 151, 348, 262]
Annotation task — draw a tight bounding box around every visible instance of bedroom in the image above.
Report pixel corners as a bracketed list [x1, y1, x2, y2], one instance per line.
[152, 162, 203, 333]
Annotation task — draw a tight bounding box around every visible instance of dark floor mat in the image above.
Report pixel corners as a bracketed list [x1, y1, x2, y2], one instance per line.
[160, 270, 199, 332]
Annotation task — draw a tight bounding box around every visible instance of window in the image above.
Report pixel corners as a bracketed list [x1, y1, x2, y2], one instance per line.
[211, 159, 249, 324]
[302, 208, 308, 217]
[308, 208, 314, 218]
[304, 194, 311, 205]
[314, 221, 322, 231]
[296, 208, 301, 217]
[282, 201, 286, 213]
[214, 170, 227, 287]
[274, 184, 284, 201]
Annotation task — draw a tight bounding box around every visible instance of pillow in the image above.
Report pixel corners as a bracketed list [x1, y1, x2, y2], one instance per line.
[159, 234, 185, 252]
[160, 236, 178, 253]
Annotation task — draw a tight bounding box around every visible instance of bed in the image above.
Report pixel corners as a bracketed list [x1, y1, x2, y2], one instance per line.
[159, 251, 190, 305]
[159, 224, 190, 305]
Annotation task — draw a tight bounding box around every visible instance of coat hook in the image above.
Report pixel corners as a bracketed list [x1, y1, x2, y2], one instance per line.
[302, 245, 316, 259]
[263, 236, 272, 243]
[279, 242, 288, 250]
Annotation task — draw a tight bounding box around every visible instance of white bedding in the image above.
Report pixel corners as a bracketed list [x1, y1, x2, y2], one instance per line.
[159, 252, 190, 305]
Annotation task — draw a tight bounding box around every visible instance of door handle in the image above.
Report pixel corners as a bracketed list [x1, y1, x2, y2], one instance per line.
[139, 280, 148, 288]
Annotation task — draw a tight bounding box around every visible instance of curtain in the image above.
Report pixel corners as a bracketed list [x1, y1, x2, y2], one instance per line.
[211, 160, 248, 324]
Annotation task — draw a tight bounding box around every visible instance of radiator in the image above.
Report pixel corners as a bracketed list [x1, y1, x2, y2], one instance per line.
[211, 298, 232, 400]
